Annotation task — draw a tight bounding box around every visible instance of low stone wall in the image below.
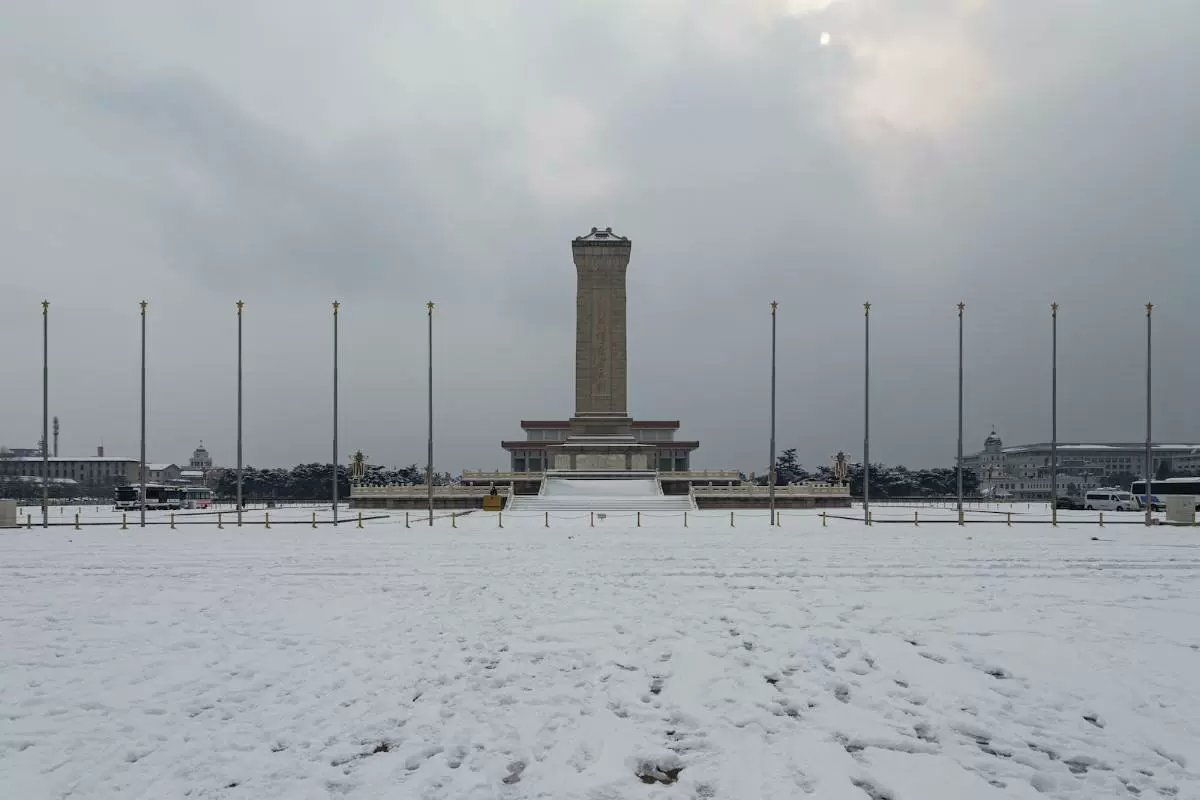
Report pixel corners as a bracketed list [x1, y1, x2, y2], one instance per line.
[694, 494, 849, 510]
[352, 494, 508, 511]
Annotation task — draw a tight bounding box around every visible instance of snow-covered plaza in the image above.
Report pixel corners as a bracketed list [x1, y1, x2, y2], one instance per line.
[2, 507, 1198, 799]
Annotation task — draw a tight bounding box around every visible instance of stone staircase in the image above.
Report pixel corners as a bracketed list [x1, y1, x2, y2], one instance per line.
[506, 474, 697, 513]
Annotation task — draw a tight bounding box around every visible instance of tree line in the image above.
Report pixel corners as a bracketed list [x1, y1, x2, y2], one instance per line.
[211, 463, 445, 501]
[766, 448, 981, 498]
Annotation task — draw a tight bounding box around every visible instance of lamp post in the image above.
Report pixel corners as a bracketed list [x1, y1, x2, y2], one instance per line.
[236, 300, 244, 527]
[956, 302, 965, 521]
[140, 300, 148, 528]
[332, 301, 340, 526]
[768, 301, 777, 526]
[863, 302, 871, 525]
[1050, 302, 1058, 526]
[41, 300, 49, 528]
[1145, 302, 1153, 527]
[427, 301, 435, 526]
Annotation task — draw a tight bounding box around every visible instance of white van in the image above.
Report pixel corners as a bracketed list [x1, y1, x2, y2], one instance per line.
[1084, 489, 1138, 511]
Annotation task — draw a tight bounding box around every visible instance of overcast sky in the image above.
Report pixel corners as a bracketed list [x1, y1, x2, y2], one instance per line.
[2, 0, 1198, 474]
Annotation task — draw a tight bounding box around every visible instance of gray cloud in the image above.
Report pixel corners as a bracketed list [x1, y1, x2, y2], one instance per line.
[1, 0, 1197, 475]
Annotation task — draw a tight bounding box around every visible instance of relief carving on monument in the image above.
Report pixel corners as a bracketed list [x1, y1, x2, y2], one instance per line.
[592, 292, 610, 404]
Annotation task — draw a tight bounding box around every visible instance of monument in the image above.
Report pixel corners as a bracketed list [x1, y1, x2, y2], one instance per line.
[500, 227, 699, 477]
[549, 228, 653, 472]
[350, 227, 851, 510]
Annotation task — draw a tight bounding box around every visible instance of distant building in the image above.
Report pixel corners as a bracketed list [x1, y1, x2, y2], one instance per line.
[0, 456, 139, 488]
[188, 442, 213, 472]
[963, 431, 1200, 500]
[147, 464, 182, 484]
[0, 447, 41, 459]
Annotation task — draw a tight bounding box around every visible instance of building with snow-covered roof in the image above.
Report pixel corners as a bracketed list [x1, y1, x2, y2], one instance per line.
[963, 431, 1200, 500]
[0, 455, 139, 487]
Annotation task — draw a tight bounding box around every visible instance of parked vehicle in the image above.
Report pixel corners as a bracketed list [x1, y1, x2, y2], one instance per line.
[1055, 495, 1085, 510]
[1084, 489, 1138, 512]
[1130, 478, 1198, 512]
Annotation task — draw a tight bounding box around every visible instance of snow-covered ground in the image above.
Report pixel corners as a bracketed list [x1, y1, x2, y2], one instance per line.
[2, 511, 1198, 799]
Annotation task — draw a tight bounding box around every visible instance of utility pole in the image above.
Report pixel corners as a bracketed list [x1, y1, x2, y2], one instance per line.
[956, 302, 965, 523]
[236, 300, 244, 527]
[864, 302, 871, 525]
[1145, 302, 1153, 527]
[332, 301, 340, 526]
[768, 301, 777, 526]
[41, 301, 49, 528]
[1050, 302, 1058, 526]
[427, 301, 435, 526]
[140, 300, 148, 528]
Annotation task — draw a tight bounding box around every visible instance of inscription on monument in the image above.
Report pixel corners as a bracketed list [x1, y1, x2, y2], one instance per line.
[577, 453, 627, 470]
[592, 289, 610, 407]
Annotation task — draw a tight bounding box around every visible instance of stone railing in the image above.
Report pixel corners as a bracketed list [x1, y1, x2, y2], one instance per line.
[691, 482, 849, 496]
[459, 470, 544, 482]
[350, 485, 494, 497]
[659, 470, 741, 480]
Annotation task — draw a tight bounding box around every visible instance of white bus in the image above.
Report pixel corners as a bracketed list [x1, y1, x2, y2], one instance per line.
[114, 484, 182, 511]
[179, 486, 214, 509]
[1130, 478, 1200, 511]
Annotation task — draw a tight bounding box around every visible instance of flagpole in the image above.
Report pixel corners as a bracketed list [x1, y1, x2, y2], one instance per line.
[1050, 303, 1058, 526]
[957, 302, 965, 524]
[1145, 302, 1153, 527]
[863, 302, 871, 525]
[41, 301, 49, 528]
[140, 300, 148, 528]
[427, 301, 435, 526]
[768, 301, 778, 526]
[332, 301, 340, 526]
[236, 300, 244, 527]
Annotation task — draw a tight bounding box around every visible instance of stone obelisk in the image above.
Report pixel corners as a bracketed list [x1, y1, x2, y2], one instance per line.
[550, 227, 650, 472]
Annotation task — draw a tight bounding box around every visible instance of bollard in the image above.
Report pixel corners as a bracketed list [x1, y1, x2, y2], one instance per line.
[74, 512, 81, 531]
[498, 511, 503, 529]
[821, 511, 827, 528]
[730, 510, 735, 528]
[217, 512, 224, 530]
[1007, 511, 1012, 527]
[868, 511, 873, 527]
[684, 511, 688, 528]
[637, 511, 641, 528]
[26, 513, 32, 529]
[544, 511, 549, 528]
[312, 511, 317, 529]
[958, 509, 965, 527]
[775, 510, 781, 527]
[1099, 512, 1104, 528]
[914, 510, 919, 527]
[357, 511, 363, 529]
[170, 513, 176, 530]
[452, 513, 457, 528]
[121, 513, 127, 531]
[405, 511, 410, 529]
[264, 512, 270, 529]
[590, 511, 594, 528]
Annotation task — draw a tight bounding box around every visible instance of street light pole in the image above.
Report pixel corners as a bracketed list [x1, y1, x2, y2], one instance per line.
[332, 301, 340, 526]
[864, 302, 871, 525]
[140, 300, 148, 528]
[1145, 302, 1153, 527]
[957, 302, 965, 524]
[41, 300, 49, 528]
[768, 301, 777, 526]
[1051, 302, 1058, 527]
[427, 301, 435, 526]
[236, 300, 244, 527]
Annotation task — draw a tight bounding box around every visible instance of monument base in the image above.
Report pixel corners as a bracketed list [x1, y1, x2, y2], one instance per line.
[547, 425, 656, 472]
